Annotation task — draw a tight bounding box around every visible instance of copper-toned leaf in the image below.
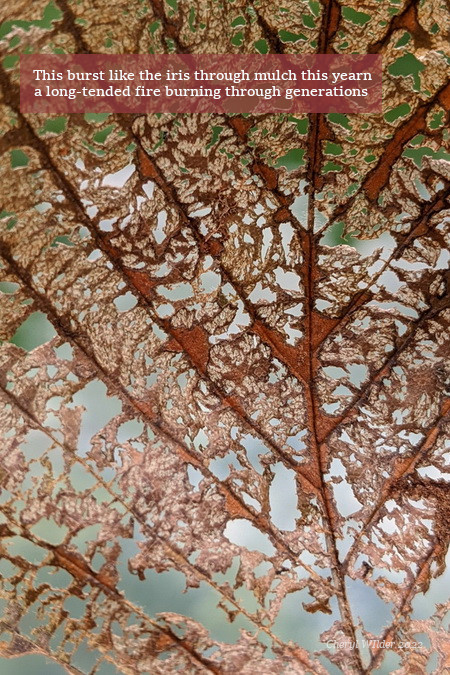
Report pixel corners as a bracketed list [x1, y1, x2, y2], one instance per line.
[0, 1, 449, 673]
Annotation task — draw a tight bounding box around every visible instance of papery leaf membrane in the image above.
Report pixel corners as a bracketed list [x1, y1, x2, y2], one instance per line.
[0, 1, 449, 674]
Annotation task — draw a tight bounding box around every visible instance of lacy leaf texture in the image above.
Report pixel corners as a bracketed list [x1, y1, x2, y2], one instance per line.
[0, 2, 449, 674]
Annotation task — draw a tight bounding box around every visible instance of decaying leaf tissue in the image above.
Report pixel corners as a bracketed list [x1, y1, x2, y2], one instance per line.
[0, 1, 449, 674]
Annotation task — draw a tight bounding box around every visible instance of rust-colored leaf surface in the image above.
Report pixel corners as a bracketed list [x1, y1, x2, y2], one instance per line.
[0, 1, 449, 674]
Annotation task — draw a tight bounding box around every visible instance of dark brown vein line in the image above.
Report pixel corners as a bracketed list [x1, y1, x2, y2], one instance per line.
[148, 0, 190, 53]
[368, 0, 431, 54]
[317, 0, 340, 54]
[302, 2, 364, 671]
[250, 8, 284, 54]
[54, 0, 91, 53]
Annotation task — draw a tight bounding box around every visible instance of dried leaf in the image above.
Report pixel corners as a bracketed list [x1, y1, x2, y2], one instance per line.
[0, 1, 449, 674]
